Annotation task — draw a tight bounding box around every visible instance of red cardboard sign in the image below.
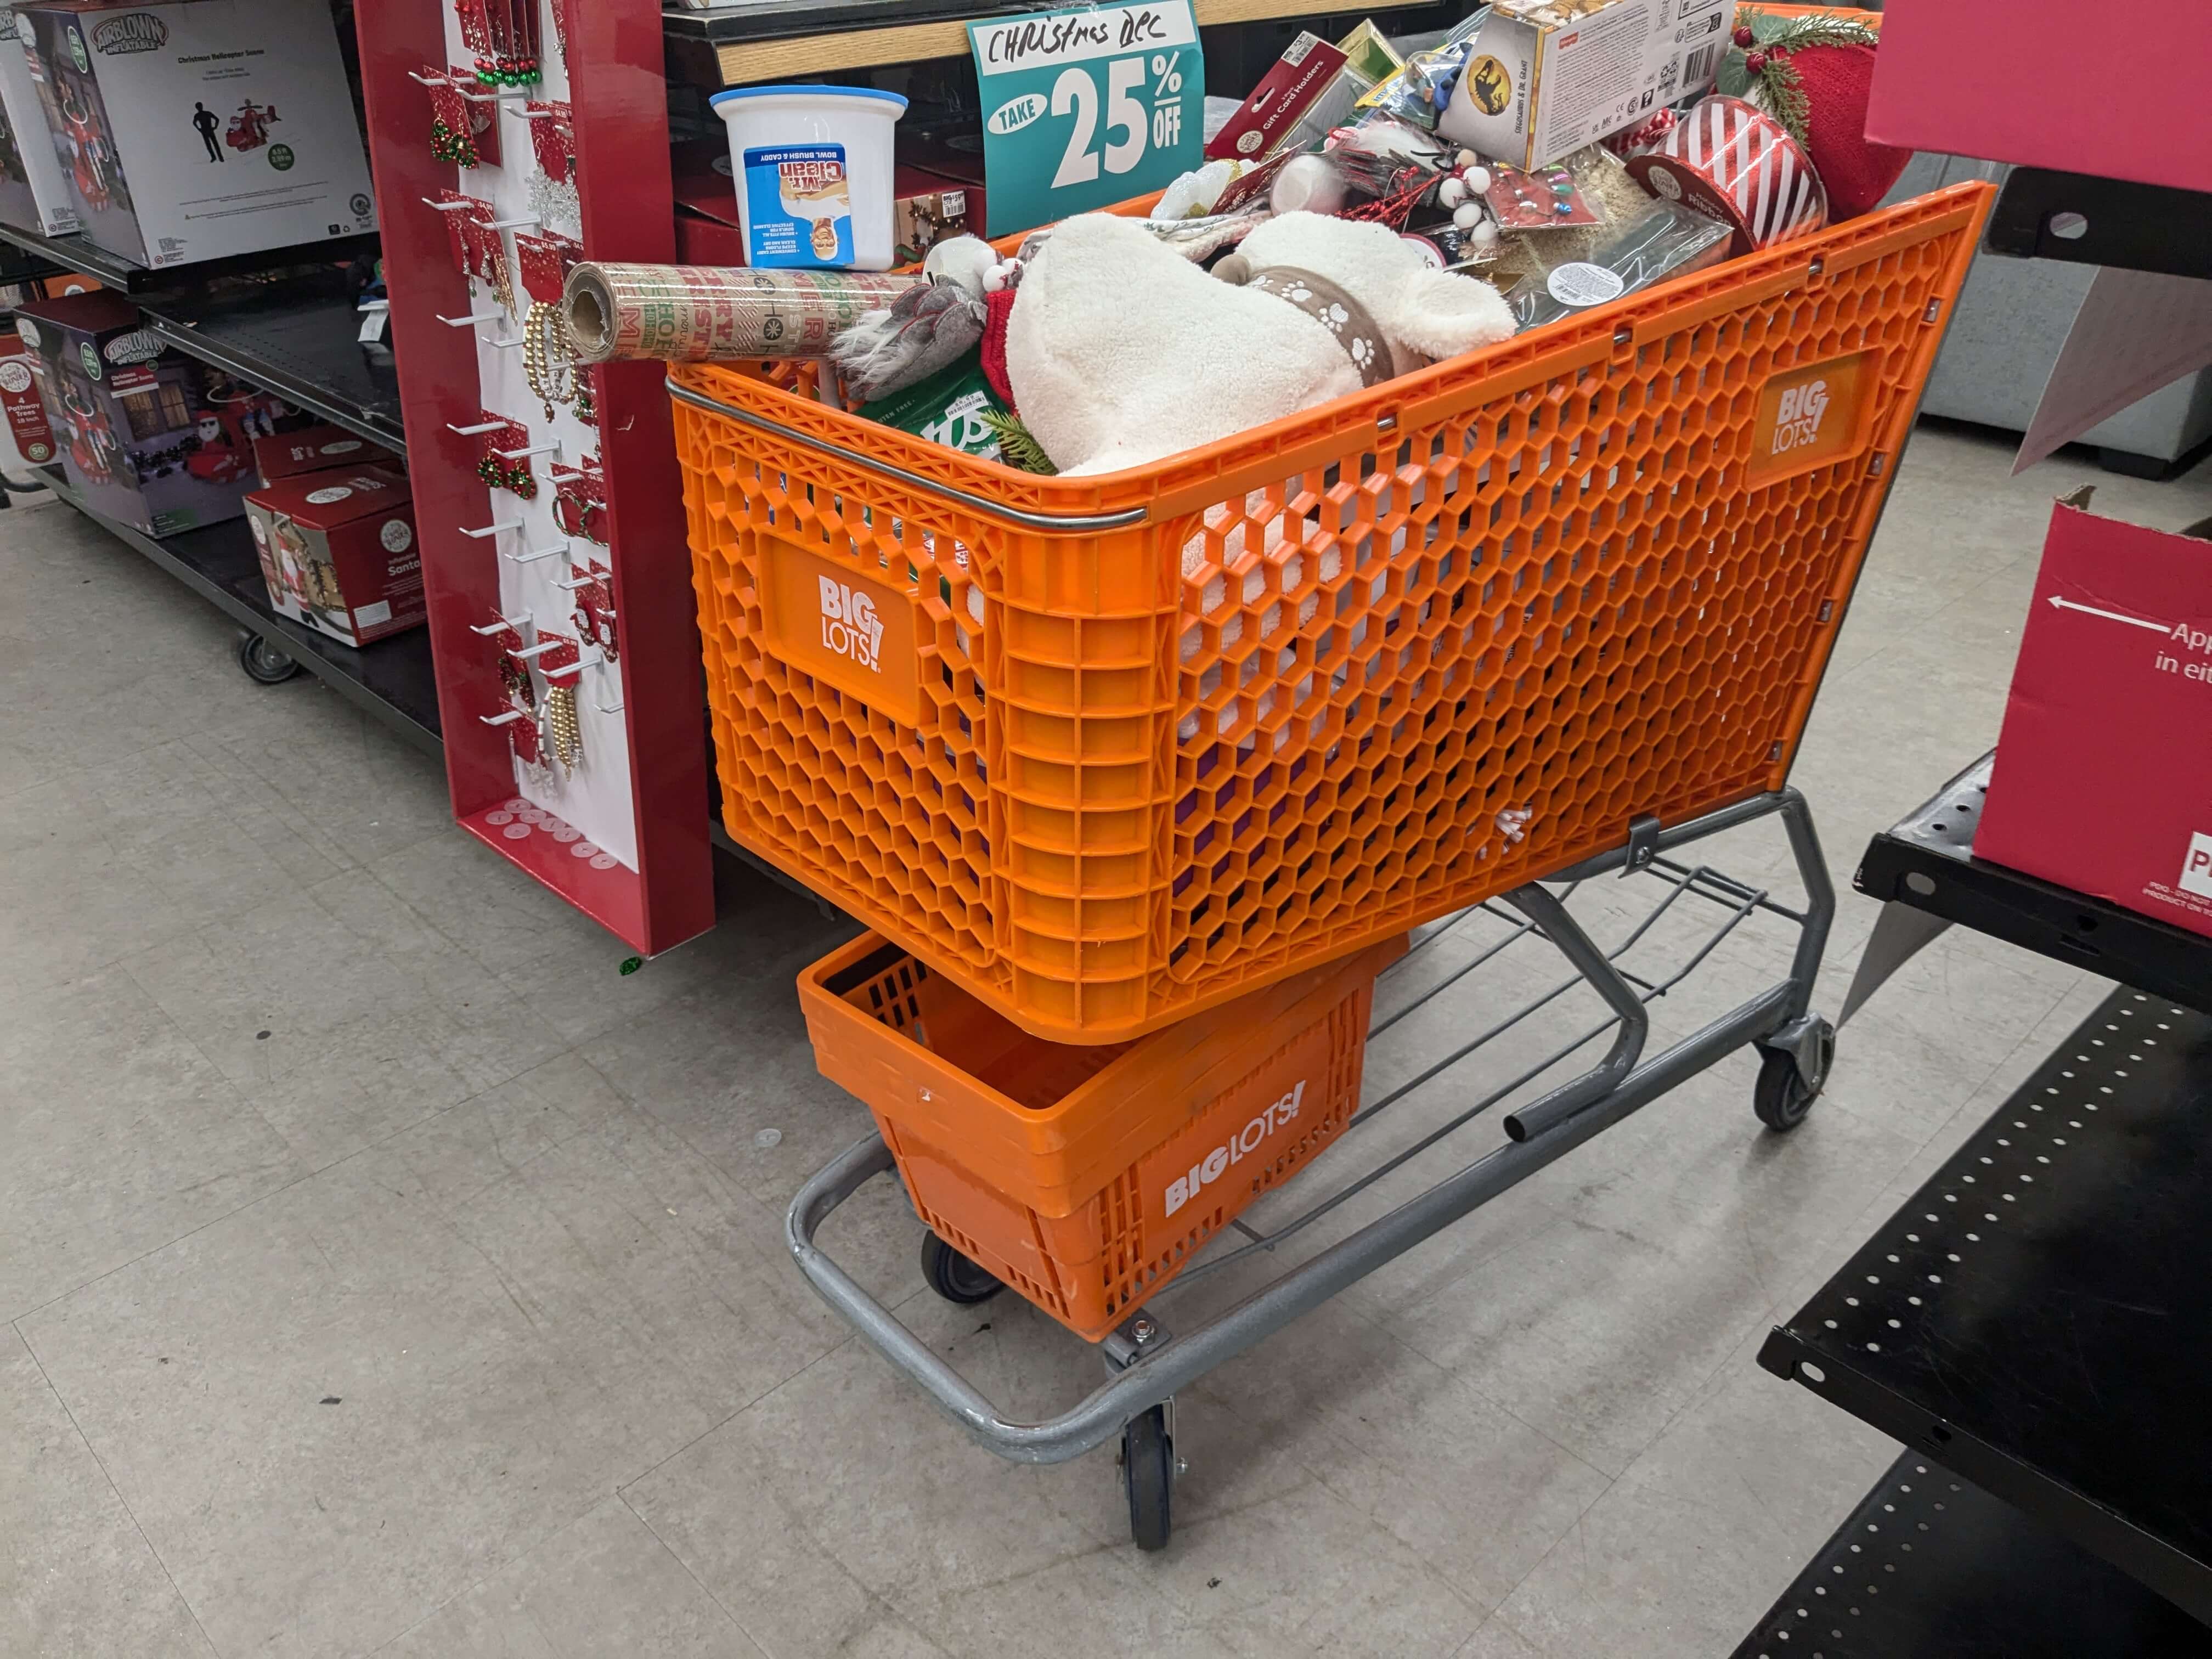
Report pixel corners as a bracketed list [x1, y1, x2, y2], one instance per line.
[1975, 498, 2212, 938]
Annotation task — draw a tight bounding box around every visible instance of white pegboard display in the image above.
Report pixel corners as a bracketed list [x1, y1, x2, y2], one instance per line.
[433, 3, 638, 871]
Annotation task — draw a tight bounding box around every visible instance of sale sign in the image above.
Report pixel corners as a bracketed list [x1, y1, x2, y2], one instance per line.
[968, 0, 1203, 236]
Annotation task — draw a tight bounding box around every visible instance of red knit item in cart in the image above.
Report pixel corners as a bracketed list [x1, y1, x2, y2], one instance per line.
[980, 286, 1019, 409]
[1784, 45, 1911, 220]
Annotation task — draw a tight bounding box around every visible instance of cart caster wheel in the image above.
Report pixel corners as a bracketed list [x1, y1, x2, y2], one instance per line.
[1121, 1404, 1174, 1551]
[918, 1233, 1002, 1305]
[238, 634, 301, 685]
[1753, 1020, 1833, 1133]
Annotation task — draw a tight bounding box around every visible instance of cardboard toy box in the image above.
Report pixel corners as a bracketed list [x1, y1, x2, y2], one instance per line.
[15, 0, 377, 270]
[0, 9, 80, 235]
[1974, 492, 2212, 940]
[0, 325, 56, 469]
[673, 140, 982, 267]
[1443, 0, 1731, 169]
[16, 290, 312, 535]
[244, 466, 421, 647]
[253, 421, 400, 484]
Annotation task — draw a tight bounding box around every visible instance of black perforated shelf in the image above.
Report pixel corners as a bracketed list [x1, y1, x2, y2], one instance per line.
[1732, 1452, 2212, 1658]
[1759, 986, 2212, 1625]
[1853, 754, 2212, 1017]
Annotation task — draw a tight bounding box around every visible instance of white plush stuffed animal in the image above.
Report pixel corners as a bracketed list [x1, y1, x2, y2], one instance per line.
[1006, 210, 1515, 476]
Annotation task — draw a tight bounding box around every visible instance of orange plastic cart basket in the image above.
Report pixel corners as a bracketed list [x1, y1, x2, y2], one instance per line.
[799, 930, 1403, 1340]
[676, 179, 1994, 1043]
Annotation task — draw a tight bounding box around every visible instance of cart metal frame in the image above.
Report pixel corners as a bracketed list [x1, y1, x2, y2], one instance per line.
[786, 788, 1837, 1546]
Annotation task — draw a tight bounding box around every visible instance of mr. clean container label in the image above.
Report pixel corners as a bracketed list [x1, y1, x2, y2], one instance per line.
[743, 145, 853, 267]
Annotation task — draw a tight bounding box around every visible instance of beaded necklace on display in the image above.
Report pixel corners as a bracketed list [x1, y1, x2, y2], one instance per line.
[543, 682, 583, 776]
[523, 301, 579, 424]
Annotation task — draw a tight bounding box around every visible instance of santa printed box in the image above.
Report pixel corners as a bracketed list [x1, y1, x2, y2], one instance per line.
[1975, 494, 2212, 940]
[0, 9, 80, 235]
[244, 467, 421, 648]
[14, 0, 377, 270]
[16, 290, 310, 535]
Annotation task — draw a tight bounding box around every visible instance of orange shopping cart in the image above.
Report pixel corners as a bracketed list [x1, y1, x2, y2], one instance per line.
[671, 175, 1995, 1548]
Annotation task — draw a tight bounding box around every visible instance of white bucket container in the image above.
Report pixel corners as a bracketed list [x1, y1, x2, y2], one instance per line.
[710, 84, 908, 272]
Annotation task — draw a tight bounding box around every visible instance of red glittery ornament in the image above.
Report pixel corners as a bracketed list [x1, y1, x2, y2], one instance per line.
[1744, 49, 1769, 74]
[1732, 24, 1754, 47]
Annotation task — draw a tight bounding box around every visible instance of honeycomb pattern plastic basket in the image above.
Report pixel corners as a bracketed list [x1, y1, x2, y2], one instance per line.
[676, 182, 1993, 1043]
[799, 930, 1402, 1340]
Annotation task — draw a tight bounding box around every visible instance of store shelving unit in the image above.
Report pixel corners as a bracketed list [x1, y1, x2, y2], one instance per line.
[663, 0, 1436, 84]
[1740, 149, 2212, 1627]
[0, 219, 379, 296]
[144, 286, 405, 455]
[1843, 754, 2212, 1022]
[40, 466, 441, 754]
[1760, 985, 2212, 1625]
[1733, 1452, 2212, 1659]
[1986, 168, 2212, 282]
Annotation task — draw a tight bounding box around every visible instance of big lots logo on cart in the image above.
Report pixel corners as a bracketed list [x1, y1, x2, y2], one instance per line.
[1771, 379, 1831, 454]
[1164, 1079, 1309, 1218]
[1748, 352, 1869, 484]
[817, 574, 885, 672]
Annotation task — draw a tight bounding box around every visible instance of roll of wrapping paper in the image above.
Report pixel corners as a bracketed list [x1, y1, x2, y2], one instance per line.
[1626, 96, 1828, 258]
[562, 262, 923, 364]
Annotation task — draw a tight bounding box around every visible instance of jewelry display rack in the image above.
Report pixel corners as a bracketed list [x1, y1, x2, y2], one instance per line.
[357, 0, 716, 956]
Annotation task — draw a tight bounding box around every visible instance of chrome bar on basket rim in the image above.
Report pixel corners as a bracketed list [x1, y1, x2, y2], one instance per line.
[663, 378, 1152, 534]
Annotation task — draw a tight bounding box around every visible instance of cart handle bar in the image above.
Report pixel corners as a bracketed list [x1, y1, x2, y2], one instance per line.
[787, 980, 1793, 1467]
[666, 378, 1151, 535]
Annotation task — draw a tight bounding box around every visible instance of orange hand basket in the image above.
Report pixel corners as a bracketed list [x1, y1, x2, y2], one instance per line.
[675, 181, 1994, 1043]
[799, 929, 1403, 1340]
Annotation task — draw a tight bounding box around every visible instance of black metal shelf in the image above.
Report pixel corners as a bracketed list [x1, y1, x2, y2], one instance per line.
[1733, 1451, 2212, 1658]
[1847, 754, 2212, 1020]
[1988, 168, 2212, 283]
[144, 286, 404, 454]
[663, 0, 1041, 45]
[0, 218, 379, 297]
[1759, 985, 2212, 1627]
[42, 468, 441, 756]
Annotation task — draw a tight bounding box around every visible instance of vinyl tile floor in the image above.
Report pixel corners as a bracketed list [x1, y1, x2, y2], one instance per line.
[4, 422, 2210, 1659]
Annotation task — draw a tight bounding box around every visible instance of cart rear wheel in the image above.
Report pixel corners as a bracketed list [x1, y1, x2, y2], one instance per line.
[1752, 1040, 1822, 1132]
[238, 634, 301, 685]
[1122, 1404, 1174, 1551]
[918, 1233, 1002, 1305]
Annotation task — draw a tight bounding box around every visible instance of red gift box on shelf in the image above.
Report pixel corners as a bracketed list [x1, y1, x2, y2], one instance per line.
[253, 422, 401, 484]
[1975, 493, 2212, 940]
[242, 465, 422, 648]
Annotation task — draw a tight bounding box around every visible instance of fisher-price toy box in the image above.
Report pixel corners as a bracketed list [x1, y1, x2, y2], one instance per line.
[14, 0, 377, 270]
[244, 467, 422, 648]
[16, 290, 312, 536]
[0, 9, 80, 236]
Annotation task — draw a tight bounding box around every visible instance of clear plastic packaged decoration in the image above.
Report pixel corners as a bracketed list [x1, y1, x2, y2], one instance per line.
[1505, 199, 1733, 331]
[1355, 8, 1492, 132]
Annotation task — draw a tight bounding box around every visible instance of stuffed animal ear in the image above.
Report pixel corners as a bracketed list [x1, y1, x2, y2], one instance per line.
[1383, 268, 1517, 362]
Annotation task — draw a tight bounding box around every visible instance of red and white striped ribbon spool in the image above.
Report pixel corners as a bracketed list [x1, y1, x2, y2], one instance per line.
[1626, 95, 1827, 256]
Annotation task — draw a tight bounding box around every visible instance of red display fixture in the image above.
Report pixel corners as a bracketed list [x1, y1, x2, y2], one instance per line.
[356, 0, 713, 955]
